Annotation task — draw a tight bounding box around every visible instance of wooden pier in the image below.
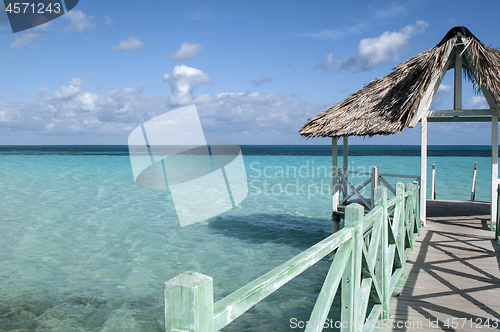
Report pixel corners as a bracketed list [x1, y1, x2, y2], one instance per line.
[378, 200, 500, 331]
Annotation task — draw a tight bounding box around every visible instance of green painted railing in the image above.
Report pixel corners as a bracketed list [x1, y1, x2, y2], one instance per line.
[164, 182, 421, 332]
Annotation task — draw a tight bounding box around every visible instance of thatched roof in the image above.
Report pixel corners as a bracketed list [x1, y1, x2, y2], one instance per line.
[300, 27, 500, 139]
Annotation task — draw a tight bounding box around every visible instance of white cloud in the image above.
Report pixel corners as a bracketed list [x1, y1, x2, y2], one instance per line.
[250, 76, 274, 87]
[319, 20, 429, 72]
[44, 77, 98, 113]
[104, 15, 113, 27]
[170, 42, 203, 61]
[65, 9, 94, 32]
[10, 31, 39, 50]
[112, 37, 144, 51]
[464, 96, 489, 109]
[163, 65, 211, 105]
[314, 53, 334, 71]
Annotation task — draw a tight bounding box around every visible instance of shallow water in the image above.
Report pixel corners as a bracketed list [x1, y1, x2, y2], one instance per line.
[0, 146, 494, 331]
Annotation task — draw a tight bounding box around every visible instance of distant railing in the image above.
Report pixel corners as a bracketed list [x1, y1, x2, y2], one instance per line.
[337, 166, 420, 210]
[430, 162, 479, 201]
[163, 182, 421, 332]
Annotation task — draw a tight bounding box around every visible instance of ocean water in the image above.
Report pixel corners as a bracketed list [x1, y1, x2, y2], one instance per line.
[0, 145, 495, 331]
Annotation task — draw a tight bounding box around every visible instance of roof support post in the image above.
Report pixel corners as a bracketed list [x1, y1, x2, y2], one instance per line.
[332, 138, 340, 233]
[420, 116, 427, 226]
[454, 44, 462, 110]
[492, 114, 498, 232]
[332, 138, 339, 211]
[343, 136, 348, 199]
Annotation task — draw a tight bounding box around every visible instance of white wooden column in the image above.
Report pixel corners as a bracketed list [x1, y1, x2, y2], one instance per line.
[332, 138, 339, 212]
[454, 43, 462, 110]
[492, 114, 498, 230]
[343, 136, 348, 198]
[420, 116, 427, 225]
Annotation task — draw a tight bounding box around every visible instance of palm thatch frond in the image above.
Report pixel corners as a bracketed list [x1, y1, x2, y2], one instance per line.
[300, 27, 500, 139]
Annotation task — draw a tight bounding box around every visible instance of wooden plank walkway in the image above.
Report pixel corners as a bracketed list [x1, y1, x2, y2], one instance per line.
[377, 200, 500, 331]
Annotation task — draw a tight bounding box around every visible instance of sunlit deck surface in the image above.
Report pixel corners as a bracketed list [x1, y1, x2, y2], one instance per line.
[377, 200, 500, 331]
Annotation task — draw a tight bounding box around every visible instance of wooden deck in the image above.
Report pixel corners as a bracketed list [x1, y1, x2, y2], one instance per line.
[377, 200, 500, 331]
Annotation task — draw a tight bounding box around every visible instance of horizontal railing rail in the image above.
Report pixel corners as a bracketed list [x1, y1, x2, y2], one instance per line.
[164, 181, 421, 332]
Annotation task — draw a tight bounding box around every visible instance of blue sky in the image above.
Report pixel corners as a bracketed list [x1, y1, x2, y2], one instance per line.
[0, 0, 499, 145]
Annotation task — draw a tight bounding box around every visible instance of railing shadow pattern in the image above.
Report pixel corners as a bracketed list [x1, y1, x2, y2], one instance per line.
[383, 200, 500, 331]
[164, 182, 421, 332]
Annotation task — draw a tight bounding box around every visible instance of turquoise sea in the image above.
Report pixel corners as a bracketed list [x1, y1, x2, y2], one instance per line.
[0, 145, 495, 331]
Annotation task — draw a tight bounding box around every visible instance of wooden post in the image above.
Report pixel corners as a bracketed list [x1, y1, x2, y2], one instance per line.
[431, 164, 436, 200]
[492, 114, 498, 232]
[413, 182, 421, 235]
[497, 183, 500, 240]
[420, 116, 427, 226]
[471, 162, 477, 201]
[343, 136, 349, 198]
[342, 203, 363, 331]
[374, 186, 389, 319]
[164, 271, 214, 332]
[395, 182, 405, 269]
[454, 41, 462, 111]
[371, 166, 379, 209]
[332, 138, 340, 233]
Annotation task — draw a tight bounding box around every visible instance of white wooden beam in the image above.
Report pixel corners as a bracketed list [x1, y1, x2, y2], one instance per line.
[409, 45, 456, 127]
[427, 116, 495, 122]
[454, 44, 463, 110]
[492, 113, 498, 230]
[420, 116, 427, 225]
[427, 109, 496, 116]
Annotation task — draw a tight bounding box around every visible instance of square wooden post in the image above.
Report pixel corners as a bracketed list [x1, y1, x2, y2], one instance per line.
[342, 203, 364, 331]
[420, 116, 427, 226]
[374, 187, 390, 319]
[164, 271, 214, 332]
[492, 114, 498, 232]
[332, 138, 341, 233]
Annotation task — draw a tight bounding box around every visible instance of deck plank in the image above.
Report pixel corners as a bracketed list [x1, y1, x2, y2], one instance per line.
[375, 200, 500, 331]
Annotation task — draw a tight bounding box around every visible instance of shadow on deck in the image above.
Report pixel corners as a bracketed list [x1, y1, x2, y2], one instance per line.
[378, 200, 500, 331]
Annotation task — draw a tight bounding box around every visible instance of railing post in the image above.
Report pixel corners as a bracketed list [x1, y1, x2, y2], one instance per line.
[164, 271, 214, 332]
[471, 162, 477, 201]
[395, 183, 405, 268]
[413, 181, 421, 235]
[431, 164, 436, 200]
[374, 186, 390, 320]
[342, 203, 364, 332]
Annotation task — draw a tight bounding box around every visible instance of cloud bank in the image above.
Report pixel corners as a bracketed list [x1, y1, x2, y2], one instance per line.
[0, 66, 326, 144]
